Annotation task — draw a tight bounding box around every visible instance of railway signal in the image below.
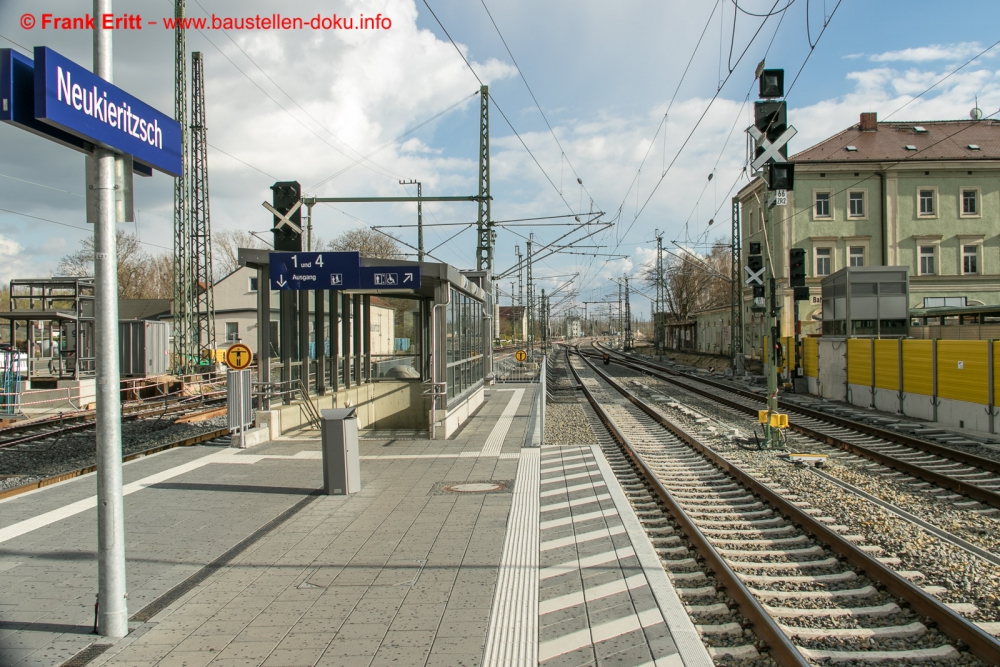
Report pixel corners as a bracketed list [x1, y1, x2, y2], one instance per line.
[267, 181, 303, 251]
[747, 67, 796, 447]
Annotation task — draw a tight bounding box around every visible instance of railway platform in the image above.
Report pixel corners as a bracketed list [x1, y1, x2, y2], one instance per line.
[0, 384, 710, 667]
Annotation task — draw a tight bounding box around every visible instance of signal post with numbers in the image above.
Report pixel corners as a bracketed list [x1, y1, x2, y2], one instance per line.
[748, 67, 796, 448]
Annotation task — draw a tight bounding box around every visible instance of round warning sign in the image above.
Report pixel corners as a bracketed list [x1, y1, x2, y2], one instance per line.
[225, 343, 253, 370]
[514, 349, 527, 362]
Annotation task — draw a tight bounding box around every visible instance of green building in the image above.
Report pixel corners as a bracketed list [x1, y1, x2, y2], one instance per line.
[738, 111, 1000, 357]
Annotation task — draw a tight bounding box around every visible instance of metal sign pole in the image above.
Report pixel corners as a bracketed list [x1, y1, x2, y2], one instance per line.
[93, 0, 128, 638]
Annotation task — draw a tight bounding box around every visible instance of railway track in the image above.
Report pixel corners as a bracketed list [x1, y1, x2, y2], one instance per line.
[592, 342, 1000, 514]
[565, 345, 1000, 665]
[0, 395, 226, 451]
[0, 427, 231, 502]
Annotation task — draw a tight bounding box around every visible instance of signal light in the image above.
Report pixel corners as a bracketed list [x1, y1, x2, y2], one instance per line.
[768, 163, 794, 191]
[270, 180, 302, 252]
[754, 100, 788, 163]
[759, 69, 784, 99]
[789, 248, 806, 287]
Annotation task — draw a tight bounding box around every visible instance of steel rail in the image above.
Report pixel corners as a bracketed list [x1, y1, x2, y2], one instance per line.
[578, 347, 1000, 665]
[598, 343, 1000, 475]
[565, 346, 809, 667]
[592, 346, 1000, 511]
[0, 427, 230, 502]
[0, 398, 227, 450]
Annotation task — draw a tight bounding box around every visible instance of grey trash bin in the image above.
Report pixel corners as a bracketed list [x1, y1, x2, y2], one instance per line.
[320, 408, 361, 495]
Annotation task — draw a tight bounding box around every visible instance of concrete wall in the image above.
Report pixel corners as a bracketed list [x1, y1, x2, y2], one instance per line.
[264, 380, 432, 434]
[937, 397, 991, 433]
[816, 339, 847, 400]
[873, 387, 900, 414]
[441, 386, 484, 438]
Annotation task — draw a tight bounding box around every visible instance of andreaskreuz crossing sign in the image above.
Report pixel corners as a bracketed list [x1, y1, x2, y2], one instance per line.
[744, 265, 765, 287]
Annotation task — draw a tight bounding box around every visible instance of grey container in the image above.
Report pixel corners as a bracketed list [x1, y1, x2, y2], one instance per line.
[119, 320, 171, 377]
[321, 407, 361, 495]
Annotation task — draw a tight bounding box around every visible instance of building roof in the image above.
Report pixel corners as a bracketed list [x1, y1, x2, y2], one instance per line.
[791, 115, 1000, 164]
[119, 299, 171, 320]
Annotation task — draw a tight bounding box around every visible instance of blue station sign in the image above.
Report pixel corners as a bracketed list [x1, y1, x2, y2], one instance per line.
[269, 253, 422, 292]
[269, 251, 361, 291]
[1, 48, 89, 154]
[360, 266, 421, 290]
[32, 47, 181, 176]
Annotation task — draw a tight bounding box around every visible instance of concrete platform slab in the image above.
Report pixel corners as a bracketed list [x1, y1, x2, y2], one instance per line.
[0, 383, 712, 667]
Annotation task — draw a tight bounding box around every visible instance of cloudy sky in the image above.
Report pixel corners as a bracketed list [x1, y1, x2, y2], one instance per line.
[2, 0, 1000, 314]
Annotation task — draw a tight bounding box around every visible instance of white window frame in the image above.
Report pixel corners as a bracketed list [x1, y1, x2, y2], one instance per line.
[813, 190, 833, 220]
[958, 235, 985, 276]
[847, 189, 867, 220]
[225, 321, 240, 341]
[962, 244, 979, 275]
[918, 245, 937, 276]
[960, 186, 982, 219]
[848, 246, 866, 267]
[917, 186, 938, 219]
[814, 246, 833, 277]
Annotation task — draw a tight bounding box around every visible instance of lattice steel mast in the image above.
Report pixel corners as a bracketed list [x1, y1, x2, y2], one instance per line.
[515, 244, 523, 342]
[190, 51, 215, 364]
[526, 235, 534, 352]
[476, 85, 492, 274]
[730, 196, 743, 369]
[655, 232, 665, 355]
[172, 0, 191, 373]
[623, 275, 633, 351]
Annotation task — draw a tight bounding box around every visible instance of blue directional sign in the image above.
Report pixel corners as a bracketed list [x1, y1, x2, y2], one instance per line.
[33, 47, 181, 176]
[269, 251, 361, 290]
[360, 266, 421, 290]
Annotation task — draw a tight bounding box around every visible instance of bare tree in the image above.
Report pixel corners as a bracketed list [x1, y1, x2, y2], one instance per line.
[213, 229, 269, 280]
[57, 230, 172, 299]
[325, 228, 403, 259]
[646, 239, 730, 322]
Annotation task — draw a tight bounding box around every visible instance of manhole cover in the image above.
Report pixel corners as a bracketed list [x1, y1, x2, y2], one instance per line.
[444, 482, 505, 493]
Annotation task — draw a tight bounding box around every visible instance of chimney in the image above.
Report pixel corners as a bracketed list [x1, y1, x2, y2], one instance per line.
[860, 112, 877, 131]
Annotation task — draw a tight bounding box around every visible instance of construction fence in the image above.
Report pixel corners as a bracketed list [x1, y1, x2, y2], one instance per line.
[801, 337, 1000, 433]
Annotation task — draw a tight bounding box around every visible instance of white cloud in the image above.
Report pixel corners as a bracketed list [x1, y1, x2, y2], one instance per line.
[0, 234, 30, 283]
[869, 42, 991, 63]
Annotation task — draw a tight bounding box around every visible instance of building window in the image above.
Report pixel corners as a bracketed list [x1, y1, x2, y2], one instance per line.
[226, 322, 239, 341]
[248, 276, 258, 292]
[849, 246, 865, 267]
[815, 248, 832, 276]
[749, 210, 755, 234]
[815, 192, 831, 218]
[918, 189, 935, 216]
[961, 188, 980, 217]
[963, 245, 978, 274]
[919, 246, 935, 275]
[848, 191, 865, 218]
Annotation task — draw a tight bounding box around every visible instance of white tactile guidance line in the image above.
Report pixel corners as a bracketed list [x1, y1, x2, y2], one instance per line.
[482, 447, 539, 667]
[480, 388, 525, 457]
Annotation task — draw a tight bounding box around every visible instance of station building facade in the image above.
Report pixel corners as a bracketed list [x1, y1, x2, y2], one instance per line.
[738, 112, 1000, 358]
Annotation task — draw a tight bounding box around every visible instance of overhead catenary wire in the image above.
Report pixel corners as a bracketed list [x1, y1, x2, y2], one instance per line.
[478, 0, 599, 211]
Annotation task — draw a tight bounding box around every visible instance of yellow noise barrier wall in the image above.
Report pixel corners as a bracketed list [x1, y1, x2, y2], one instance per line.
[873, 340, 899, 391]
[995, 342, 1000, 403]
[901, 340, 933, 396]
[937, 340, 988, 405]
[802, 337, 818, 378]
[847, 339, 872, 387]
